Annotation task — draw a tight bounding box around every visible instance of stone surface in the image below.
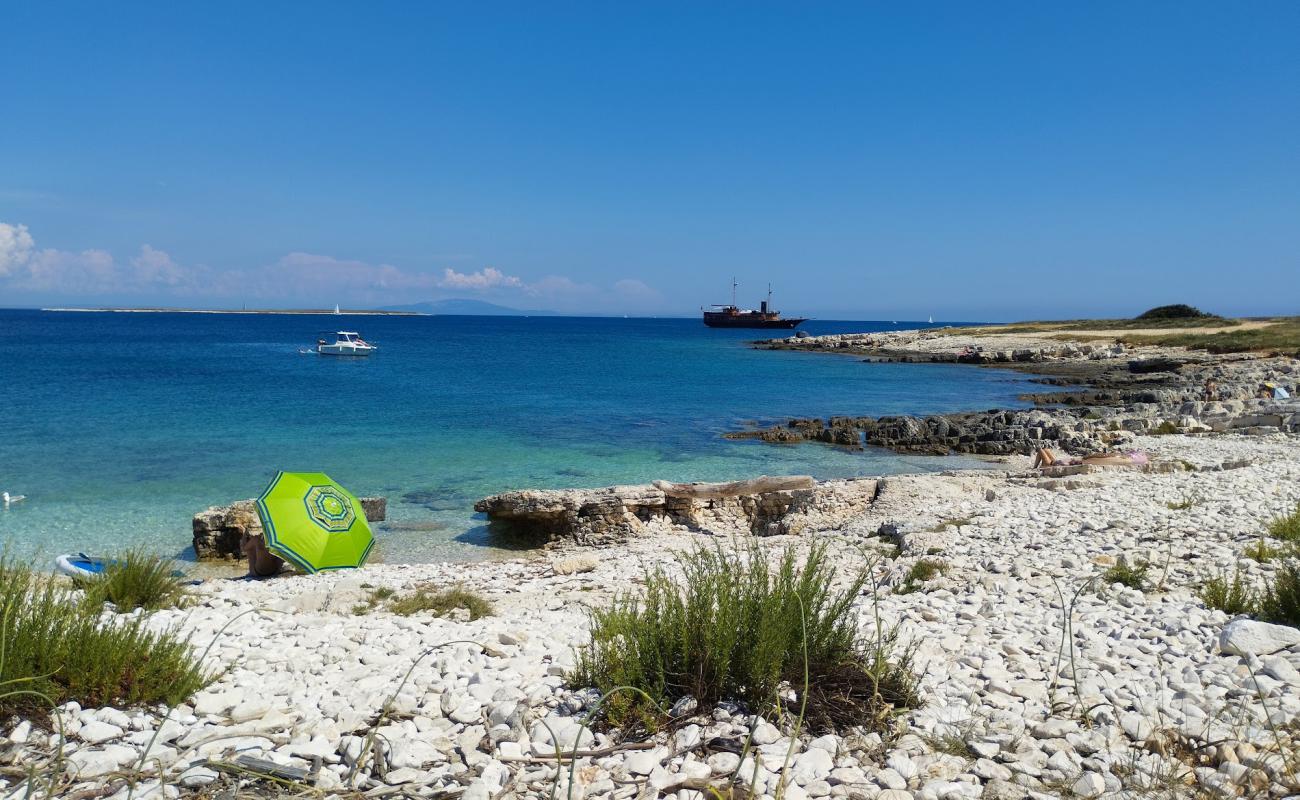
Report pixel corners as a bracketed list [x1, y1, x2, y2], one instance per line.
[474, 477, 878, 545]
[1218, 619, 1300, 656]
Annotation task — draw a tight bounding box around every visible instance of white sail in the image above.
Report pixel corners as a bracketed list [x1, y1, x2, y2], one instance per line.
[334, 304, 341, 315]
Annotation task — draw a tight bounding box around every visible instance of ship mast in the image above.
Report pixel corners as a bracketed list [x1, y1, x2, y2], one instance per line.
[731, 277, 738, 307]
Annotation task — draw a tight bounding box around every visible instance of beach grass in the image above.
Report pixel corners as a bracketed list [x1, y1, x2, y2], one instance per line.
[1104, 560, 1151, 591]
[1199, 569, 1258, 616]
[1120, 318, 1300, 356]
[1260, 562, 1300, 628]
[1269, 505, 1300, 543]
[946, 314, 1300, 356]
[75, 549, 190, 611]
[0, 556, 211, 717]
[572, 541, 918, 733]
[387, 586, 494, 619]
[897, 558, 949, 594]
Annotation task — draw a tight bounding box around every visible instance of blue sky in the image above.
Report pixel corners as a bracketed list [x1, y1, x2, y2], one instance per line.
[1, 2, 1297, 319]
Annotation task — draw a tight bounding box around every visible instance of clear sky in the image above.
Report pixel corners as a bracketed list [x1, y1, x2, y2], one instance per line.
[1, 2, 1297, 319]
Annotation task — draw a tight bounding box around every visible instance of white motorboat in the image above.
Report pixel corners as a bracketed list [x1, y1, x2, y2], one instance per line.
[317, 331, 376, 356]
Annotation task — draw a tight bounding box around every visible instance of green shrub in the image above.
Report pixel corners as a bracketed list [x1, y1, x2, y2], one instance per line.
[1268, 505, 1300, 543]
[1136, 304, 1215, 321]
[897, 559, 949, 594]
[0, 556, 211, 717]
[388, 586, 493, 619]
[1259, 562, 1300, 627]
[1166, 497, 1196, 510]
[1199, 569, 1258, 616]
[1245, 538, 1283, 564]
[572, 542, 918, 733]
[1103, 560, 1150, 590]
[76, 550, 189, 611]
[1151, 420, 1179, 436]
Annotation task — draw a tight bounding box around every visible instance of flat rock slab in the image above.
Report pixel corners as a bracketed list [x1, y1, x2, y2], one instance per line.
[475, 477, 878, 546]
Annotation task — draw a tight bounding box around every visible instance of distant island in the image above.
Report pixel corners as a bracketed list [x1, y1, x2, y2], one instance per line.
[42, 307, 423, 315]
[384, 298, 558, 316]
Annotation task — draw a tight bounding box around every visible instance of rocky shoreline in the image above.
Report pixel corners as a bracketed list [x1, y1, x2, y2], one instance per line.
[736, 329, 1300, 456]
[5, 432, 1300, 799]
[5, 328, 1300, 799]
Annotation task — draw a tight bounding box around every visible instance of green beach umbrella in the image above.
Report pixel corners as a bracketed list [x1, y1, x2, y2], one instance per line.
[255, 472, 374, 573]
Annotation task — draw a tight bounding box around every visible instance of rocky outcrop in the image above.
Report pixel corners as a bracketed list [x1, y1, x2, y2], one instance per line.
[729, 397, 1300, 458]
[729, 340, 1300, 457]
[193, 496, 387, 560]
[473, 476, 879, 546]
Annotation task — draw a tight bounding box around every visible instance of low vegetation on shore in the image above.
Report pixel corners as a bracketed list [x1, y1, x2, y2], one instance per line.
[1200, 504, 1300, 625]
[0, 556, 210, 717]
[573, 541, 918, 734]
[73, 549, 190, 611]
[1121, 318, 1300, 357]
[352, 583, 494, 619]
[955, 304, 1300, 356]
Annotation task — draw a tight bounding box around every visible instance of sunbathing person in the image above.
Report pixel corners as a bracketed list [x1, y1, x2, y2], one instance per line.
[1033, 448, 1149, 469]
[240, 530, 284, 577]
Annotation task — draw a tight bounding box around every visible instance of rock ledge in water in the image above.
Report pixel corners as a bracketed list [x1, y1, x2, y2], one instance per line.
[193, 496, 386, 560]
[474, 475, 878, 546]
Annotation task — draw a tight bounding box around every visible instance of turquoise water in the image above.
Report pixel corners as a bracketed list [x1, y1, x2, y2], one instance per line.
[0, 310, 1042, 563]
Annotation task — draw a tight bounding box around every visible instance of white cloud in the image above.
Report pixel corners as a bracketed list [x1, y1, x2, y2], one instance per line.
[0, 223, 195, 294]
[0, 221, 667, 313]
[613, 278, 661, 299]
[22, 248, 118, 290]
[0, 223, 35, 276]
[130, 245, 186, 286]
[437, 267, 523, 290]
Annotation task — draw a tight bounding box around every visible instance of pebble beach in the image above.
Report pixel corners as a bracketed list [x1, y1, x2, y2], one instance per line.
[5, 333, 1300, 800]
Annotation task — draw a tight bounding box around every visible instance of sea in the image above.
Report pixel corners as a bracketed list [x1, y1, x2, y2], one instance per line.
[0, 309, 1045, 565]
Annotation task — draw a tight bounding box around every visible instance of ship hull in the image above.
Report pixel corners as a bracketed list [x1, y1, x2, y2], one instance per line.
[702, 314, 807, 329]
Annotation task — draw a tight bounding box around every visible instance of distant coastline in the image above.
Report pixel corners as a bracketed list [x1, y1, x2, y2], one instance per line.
[41, 307, 425, 316]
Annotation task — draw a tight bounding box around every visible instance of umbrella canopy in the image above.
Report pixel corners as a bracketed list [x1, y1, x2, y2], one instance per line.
[255, 472, 374, 573]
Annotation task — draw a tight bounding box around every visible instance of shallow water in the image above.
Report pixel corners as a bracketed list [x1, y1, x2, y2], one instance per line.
[0, 310, 1043, 563]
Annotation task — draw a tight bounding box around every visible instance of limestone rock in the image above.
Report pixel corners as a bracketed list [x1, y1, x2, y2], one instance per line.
[474, 477, 878, 546]
[1219, 619, 1300, 656]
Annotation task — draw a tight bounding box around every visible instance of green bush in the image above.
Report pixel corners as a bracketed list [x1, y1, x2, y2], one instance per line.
[1245, 538, 1283, 564]
[1, 556, 211, 717]
[897, 559, 949, 594]
[1104, 560, 1150, 590]
[76, 550, 189, 611]
[1199, 569, 1258, 616]
[1268, 505, 1300, 543]
[572, 541, 918, 733]
[1136, 304, 1214, 321]
[1259, 562, 1300, 627]
[388, 586, 493, 619]
[1151, 420, 1180, 436]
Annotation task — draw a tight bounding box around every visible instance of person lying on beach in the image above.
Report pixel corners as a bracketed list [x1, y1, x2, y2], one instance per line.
[240, 530, 284, 578]
[1033, 447, 1149, 469]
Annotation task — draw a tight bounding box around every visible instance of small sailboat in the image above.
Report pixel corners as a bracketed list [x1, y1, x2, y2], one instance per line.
[928, 315, 934, 324]
[334, 304, 341, 315]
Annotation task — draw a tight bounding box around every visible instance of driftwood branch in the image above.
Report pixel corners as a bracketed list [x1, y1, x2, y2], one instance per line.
[652, 475, 815, 499]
